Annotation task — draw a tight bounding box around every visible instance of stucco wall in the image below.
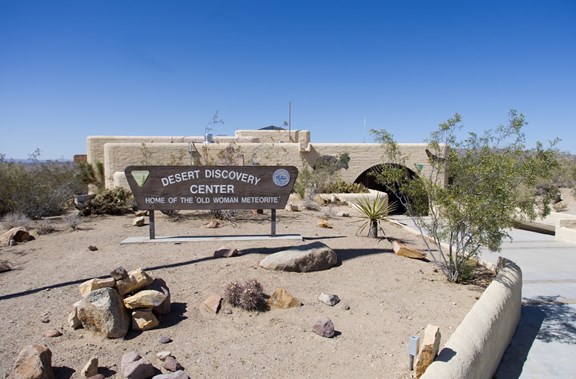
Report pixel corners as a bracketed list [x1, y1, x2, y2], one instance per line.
[87, 130, 448, 189]
[421, 258, 522, 379]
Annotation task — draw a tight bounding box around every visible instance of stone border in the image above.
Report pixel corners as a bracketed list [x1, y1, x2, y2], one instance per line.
[421, 258, 522, 379]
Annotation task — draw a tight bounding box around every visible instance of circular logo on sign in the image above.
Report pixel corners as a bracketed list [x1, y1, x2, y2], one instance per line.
[273, 169, 290, 187]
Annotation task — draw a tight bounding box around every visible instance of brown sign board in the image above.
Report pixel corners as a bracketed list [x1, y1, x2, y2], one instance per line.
[125, 165, 298, 211]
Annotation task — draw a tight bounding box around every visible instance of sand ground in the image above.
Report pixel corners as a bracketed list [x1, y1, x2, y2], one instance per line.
[1, 201, 496, 379]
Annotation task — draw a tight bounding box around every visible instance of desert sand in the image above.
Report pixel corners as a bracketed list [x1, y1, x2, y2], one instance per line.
[0, 203, 492, 379]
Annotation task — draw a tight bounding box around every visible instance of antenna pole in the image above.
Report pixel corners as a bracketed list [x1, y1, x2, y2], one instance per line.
[288, 101, 292, 141]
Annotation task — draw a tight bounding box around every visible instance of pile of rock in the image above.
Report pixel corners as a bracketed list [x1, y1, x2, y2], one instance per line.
[9, 344, 190, 379]
[69, 267, 171, 338]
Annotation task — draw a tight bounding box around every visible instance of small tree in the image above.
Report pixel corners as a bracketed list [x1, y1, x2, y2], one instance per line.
[371, 111, 559, 282]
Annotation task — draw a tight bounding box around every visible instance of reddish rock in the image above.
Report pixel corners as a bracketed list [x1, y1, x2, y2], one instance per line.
[162, 356, 183, 372]
[213, 246, 239, 258]
[10, 344, 55, 379]
[312, 318, 336, 338]
[201, 294, 222, 313]
[42, 329, 62, 338]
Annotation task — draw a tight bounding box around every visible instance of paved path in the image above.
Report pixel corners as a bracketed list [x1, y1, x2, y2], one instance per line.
[390, 216, 576, 378]
[481, 228, 576, 379]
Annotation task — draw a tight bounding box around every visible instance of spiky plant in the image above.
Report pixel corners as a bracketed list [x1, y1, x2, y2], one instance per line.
[353, 193, 397, 238]
[223, 281, 243, 307]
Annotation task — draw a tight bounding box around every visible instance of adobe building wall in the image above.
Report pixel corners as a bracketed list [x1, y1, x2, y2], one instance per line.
[87, 130, 446, 189]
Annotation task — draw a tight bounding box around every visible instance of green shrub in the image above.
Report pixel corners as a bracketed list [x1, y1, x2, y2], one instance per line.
[324, 180, 368, 194]
[80, 187, 135, 216]
[0, 157, 84, 219]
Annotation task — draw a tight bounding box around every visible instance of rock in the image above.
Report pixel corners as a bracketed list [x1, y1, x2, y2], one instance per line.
[414, 324, 441, 378]
[213, 246, 239, 258]
[10, 344, 55, 379]
[1, 227, 31, 246]
[76, 287, 130, 338]
[259, 242, 339, 272]
[317, 219, 332, 228]
[42, 329, 62, 338]
[156, 351, 172, 361]
[135, 210, 148, 217]
[318, 293, 340, 306]
[336, 211, 350, 217]
[81, 357, 99, 378]
[267, 288, 301, 309]
[201, 294, 222, 313]
[285, 203, 299, 212]
[120, 352, 155, 379]
[68, 301, 83, 329]
[79, 278, 116, 297]
[152, 371, 189, 379]
[162, 356, 182, 372]
[204, 220, 220, 228]
[144, 278, 171, 315]
[132, 216, 146, 227]
[158, 336, 172, 344]
[40, 315, 50, 323]
[116, 268, 154, 296]
[88, 245, 98, 251]
[392, 240, 426, 260]
[312, 318, 336, 338]
[124, 290, 167, 310]
[131, 309, 160, 331]
[110, 266, 128, 280]
[0, 261, 11, 272]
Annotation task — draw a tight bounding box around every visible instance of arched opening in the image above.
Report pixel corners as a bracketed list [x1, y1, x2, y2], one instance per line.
[354, 164, 428, 215]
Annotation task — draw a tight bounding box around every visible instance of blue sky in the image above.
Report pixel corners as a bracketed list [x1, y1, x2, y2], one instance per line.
[1, 0, 575, 160]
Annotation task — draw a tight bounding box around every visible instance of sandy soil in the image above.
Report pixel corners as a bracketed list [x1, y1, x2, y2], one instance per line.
[0, 203, 491, 379]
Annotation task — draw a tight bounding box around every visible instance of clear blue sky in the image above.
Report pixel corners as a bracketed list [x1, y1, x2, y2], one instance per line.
[1, 0, 575, 160]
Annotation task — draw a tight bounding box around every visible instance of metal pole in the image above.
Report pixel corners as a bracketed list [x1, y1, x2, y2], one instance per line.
[149, 210, 155, 240]
[271, 209, 276, 237]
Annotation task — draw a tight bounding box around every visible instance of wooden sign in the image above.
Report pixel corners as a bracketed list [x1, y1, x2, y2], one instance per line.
[125, 166, 298, 211]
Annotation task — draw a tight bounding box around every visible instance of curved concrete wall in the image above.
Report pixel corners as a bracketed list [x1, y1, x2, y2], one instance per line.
[421, 258, 522, 379]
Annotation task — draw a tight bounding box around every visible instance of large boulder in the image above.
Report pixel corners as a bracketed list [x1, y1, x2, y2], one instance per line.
[9, 344, 55, 379]
[1, 227, 32, 246]
[259, 242, 339, 272]
[414, 324, 441, 378]
[76, 287, 130, 338]
[120, 352, 155, 379]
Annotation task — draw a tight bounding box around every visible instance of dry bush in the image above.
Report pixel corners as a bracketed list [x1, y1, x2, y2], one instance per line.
[1, 212, 31, 230]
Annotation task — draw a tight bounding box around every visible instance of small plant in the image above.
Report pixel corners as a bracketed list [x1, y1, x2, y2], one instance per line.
[63, 213, 82, 230]
[352, 194, 397, 238]
[75, 161, 105, 193]
[1, 212, 31, 230]
[210, 209, 237, 226]
[36, 220, 56, 235]
[224, 279, 267, 312]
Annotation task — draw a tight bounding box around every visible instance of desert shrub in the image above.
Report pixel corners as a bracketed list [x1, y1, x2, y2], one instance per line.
[209, 209, 237, 226]
[63, 213, 82, 230]
[75, 161, 105, 193]
[80, 187, 135, 216]
[224, 279, 267, 312]
[36, 220, 56, 235]
[1, 212, 31, 230]
[0, 156, 84, 219]
[324, 180, 368, 194]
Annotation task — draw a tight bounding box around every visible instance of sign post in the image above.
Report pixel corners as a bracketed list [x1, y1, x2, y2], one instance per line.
[125, 166, 298, 239]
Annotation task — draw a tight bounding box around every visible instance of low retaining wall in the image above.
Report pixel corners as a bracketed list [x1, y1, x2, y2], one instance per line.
[422, 258, 522, 379]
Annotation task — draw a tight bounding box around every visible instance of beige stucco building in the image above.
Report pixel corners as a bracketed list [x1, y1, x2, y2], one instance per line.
[87, 129, 446, 206]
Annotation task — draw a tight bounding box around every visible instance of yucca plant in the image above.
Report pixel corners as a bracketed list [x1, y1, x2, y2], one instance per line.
[353, 194, 397, 238]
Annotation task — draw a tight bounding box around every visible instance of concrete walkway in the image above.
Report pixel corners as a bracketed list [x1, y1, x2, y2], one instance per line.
[481, 228, 576, 379]
[390, 216, 576, 378]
